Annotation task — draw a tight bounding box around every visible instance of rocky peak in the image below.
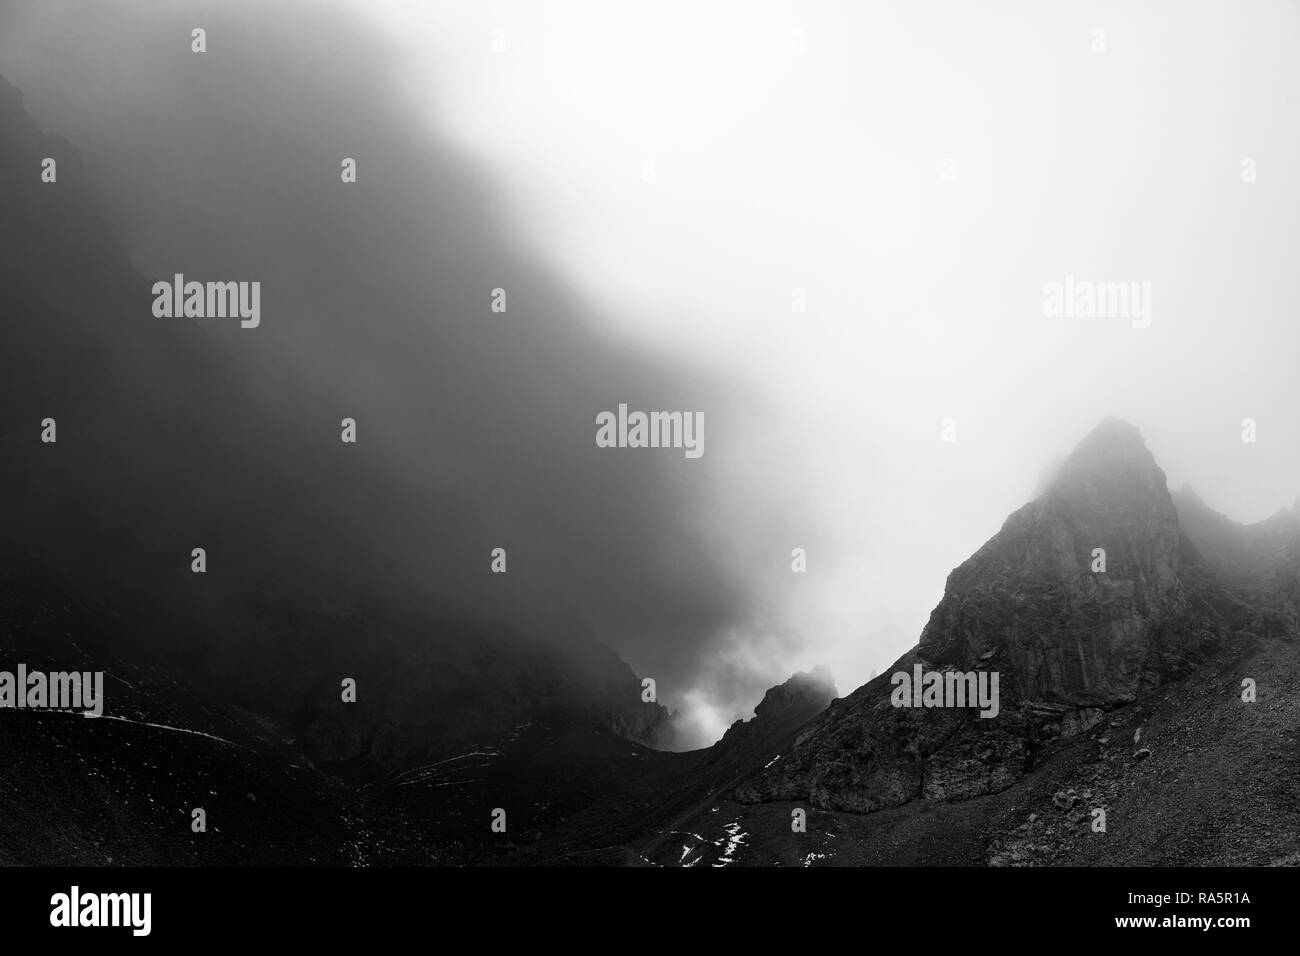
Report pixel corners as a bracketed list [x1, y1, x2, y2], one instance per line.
[1042, 418, 1172, 515]
[1029, 418, 1166, 504]
[736, 419, 1226, 815]
[714, 667, 837, 758]
[752, 666, 837, 724]
[919, 418, 1185, 702]
[1056, 417, 1153, 471]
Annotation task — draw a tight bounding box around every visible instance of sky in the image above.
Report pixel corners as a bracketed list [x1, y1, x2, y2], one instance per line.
[1, 0, 1297, 746]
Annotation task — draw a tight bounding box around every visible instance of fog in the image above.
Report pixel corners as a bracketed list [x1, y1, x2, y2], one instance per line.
[2, 0, 1297, 746]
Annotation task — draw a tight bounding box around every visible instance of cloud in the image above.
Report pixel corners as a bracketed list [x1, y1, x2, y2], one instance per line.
[3, 0, 1297, 745]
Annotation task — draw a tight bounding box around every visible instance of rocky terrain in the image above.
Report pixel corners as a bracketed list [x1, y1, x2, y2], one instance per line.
[707, 419, 1300, 866]
[735, 419, 1246, 811]
[4, 415, 1297, 867]
[2, 66, 1297, 868]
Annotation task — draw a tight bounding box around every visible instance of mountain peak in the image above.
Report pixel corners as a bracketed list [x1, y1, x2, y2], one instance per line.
[752, 666, 837, 723]
[1059, 417, 1153, 473]
[1038, 418, 1170, 515]
[1086, 415, 1143, 438]
[714, 667, 837, 756]
[1031, 419, 1152, 501]
[737, 421, 1221, 815]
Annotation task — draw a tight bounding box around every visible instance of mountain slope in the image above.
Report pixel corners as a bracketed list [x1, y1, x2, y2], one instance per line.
[0, 70, 669, 782]
[734, 420, 1270, 816]
[1174, 484, 1300, 639]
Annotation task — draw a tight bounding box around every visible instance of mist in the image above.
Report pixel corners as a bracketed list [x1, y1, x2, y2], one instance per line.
[2, 0, 1297, 748]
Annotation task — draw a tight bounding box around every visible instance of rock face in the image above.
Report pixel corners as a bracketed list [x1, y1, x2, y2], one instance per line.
[737, 419, 1227, 813]
[714, 666, 838, 755]
[921, 418, 1206, 708]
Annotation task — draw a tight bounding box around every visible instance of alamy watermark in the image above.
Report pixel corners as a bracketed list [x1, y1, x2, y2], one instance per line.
[50, 886, 150, 936]
[0, 665, 104, 717]
[890, 664, 1000, 718]
[152, 274, 260, 329]
[1043, 275, 1151, 329]
[596, 404, 704, 459]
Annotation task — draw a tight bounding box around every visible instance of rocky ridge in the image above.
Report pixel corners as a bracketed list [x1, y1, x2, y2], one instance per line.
[737, 419, 1266, 813]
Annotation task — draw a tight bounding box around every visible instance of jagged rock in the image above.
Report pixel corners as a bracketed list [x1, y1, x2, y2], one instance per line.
[720, 667, 837, 754]
[736, 419, 1228, 814]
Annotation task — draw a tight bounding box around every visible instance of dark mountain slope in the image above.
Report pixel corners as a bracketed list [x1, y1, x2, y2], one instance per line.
[482, 666, 838, 866]
[671, 625, 1298, 867]
[0, 70, 668, 777]
[0, 564, 394, 865]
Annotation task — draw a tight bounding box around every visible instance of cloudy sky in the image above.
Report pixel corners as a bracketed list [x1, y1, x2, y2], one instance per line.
[2, 0, 1297, 746]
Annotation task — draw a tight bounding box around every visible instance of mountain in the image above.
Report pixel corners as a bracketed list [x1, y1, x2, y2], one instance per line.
[297, 616, 671, 770]
[0, 70, 666, 803]
[1173, 484, 1300, 639]
[5, 66, 1298, 866]
[716, 666, 838, 753]
[735, 418, 1223, 811]
[492, 665, 839, 866]
[491, 416, 1300, 866]
[707, 419, 1300, 865]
